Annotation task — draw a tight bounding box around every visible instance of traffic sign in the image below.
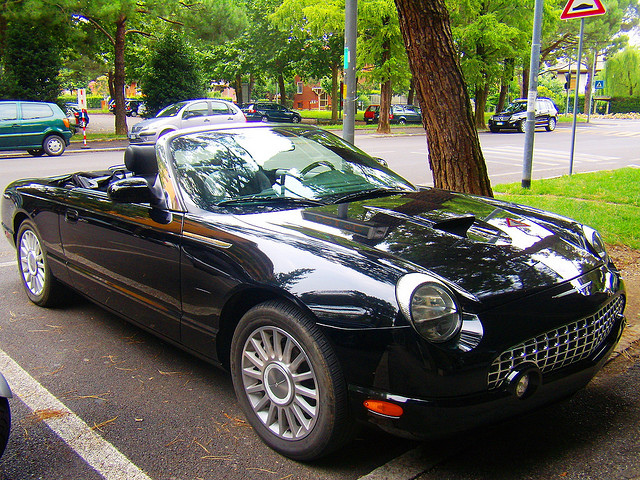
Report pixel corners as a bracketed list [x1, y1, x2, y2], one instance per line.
[595, 80, 605, 89]
[561, 0, 606, 19]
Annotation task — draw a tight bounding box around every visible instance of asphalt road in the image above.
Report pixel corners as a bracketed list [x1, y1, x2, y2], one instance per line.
[0, 118, 639, 479]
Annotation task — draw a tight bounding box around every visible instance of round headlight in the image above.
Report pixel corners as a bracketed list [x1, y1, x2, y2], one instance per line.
[396, 274, 462, 343]
[582, 226, 608, 260]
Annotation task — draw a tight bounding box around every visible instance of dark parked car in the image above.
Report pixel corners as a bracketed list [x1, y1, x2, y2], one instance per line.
[364, 104, 422, 124]
[109, 98, 145, 117]
[2, 124, 625, 461]
[488, 98, 558, 133]
[0, 100, 73, 156]
[242, 102, 302, 123]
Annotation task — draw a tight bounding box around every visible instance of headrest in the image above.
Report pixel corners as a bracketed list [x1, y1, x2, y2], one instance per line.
[124, 145, 158, 176]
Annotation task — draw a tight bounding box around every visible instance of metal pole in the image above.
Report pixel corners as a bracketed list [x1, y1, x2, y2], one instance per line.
[587, 49, 597, 123]
[569, 18, 585, 176]
[565, 57, 572, 115]
[343, 0, 357, 145]
[521, 0, 545, 189]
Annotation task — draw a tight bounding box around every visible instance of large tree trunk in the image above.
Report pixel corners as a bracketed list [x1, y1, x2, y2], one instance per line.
[113, 15, 127, 135]
[394, 0, 492, 196]
[377, 36, 392, 134]
[331, 63, 339, 122]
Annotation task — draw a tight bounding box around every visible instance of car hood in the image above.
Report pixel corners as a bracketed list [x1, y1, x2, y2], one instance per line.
[132, 116, 171, 129]
[236, 189, 601, 306]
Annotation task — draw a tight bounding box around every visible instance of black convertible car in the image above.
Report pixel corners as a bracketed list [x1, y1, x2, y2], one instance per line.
[1, 124, 625, 461]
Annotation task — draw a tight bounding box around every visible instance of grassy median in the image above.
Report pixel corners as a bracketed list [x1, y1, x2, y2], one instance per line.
[494, 168, 640, 249]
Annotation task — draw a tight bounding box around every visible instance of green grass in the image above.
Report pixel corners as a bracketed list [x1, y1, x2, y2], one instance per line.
[494, 168, 640, 249]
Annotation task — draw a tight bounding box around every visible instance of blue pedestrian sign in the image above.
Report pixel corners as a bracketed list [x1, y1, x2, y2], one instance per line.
[594, 80, 605, 90]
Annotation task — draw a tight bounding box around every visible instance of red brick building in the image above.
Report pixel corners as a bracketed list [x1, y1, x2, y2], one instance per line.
[293, 77, 333, 110]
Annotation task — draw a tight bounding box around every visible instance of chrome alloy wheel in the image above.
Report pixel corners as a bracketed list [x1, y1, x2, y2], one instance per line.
[240, 326, 319, 441]
[19, 229, 45, 297]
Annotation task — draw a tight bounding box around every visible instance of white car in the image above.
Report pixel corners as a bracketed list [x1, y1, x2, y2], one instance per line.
[128, 99, 246, 143]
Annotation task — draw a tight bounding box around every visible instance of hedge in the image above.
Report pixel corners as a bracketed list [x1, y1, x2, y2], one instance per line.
[58, 95, 107, 109]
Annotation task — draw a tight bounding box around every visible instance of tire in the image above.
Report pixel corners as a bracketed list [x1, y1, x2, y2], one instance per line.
[27, 149, 45, 157]
[261, 116, 269, 123]
[545, 117, 557, 132]
[16, 221, 65, 307]
[0, 397, 9, 459]
[43, 135, 66, 156]
[489, 125, 500, 133]
[518, 119, 526, 133]
[292, 116, 301, 123]
[230, 301, 353, 461]
[398, 118, 406, 125]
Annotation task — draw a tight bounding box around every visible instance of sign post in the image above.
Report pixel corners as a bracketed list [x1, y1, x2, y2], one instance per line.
[561, 0, 606, 175]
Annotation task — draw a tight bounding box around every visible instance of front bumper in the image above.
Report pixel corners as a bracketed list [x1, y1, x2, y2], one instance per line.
[348, 313, 625, 439]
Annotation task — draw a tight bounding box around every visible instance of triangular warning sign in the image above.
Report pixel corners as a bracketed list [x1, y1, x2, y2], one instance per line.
[561, 0, 606, 19]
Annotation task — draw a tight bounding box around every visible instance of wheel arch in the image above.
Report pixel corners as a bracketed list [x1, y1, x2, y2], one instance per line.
[11, 211, 30, 245]
[216, 286, 315, 371]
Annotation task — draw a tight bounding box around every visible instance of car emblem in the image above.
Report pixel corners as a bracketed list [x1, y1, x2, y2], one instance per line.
[552, 278, 593, 298]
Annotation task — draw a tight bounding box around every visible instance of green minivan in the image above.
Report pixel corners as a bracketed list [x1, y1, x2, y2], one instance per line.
[0, 101, 74, 156]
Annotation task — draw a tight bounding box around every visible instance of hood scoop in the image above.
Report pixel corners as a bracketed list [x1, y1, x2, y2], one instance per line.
[362, 205, 476, 239]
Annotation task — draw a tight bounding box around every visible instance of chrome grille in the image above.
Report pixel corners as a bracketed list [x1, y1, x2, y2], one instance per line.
[488, 296, 624, 390]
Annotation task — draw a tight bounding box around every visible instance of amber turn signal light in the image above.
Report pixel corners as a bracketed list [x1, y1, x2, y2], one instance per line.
[363, 399, 404, 418]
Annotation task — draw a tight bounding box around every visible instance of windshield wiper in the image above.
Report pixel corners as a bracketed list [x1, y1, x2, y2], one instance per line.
[216, 195, 325, 207]
[330, 188, 409, 204]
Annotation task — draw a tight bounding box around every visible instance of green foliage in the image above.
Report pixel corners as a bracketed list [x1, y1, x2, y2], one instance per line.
[603, 46, 640, 97]
[606, 96, 640, 113]
[139, 30, 207, 115]
[357, 0, 410, 91]
[0, 18, 64, 101]
[58, 94, 106, 109]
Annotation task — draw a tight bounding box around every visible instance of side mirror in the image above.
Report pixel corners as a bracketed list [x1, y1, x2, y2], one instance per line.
[107, 178, 158, 204]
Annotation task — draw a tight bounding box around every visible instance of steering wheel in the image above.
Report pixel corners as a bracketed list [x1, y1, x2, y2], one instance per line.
[300, 161, 336, 176]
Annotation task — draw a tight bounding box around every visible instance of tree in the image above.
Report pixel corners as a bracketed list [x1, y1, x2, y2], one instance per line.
[359, 0, 411, 134]
[448, 0, 530, 129]
[140, 30, 207, 115]
[394, 0, 493, 196]
[272, 0, 344, 121]
[0, 19, 64, 101]
[580, 0, 638, 113]
[67, 0, 245, 134]
[603, 46, 640, 96]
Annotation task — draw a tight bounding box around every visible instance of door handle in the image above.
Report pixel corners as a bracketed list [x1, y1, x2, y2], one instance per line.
[65, 209, 79, 222]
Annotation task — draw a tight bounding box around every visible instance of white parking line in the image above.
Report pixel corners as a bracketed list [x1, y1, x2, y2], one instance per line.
[358, 441, 465, 480]
[0, 348, 152, 480]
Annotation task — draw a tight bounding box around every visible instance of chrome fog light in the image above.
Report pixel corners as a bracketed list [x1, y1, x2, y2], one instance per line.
[506, 364, 541, 400]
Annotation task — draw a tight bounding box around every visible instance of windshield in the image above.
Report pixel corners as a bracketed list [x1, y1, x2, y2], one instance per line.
[156, 101, 189, 118]
[169, 126, 415, 211]
[503, 101, 527, 114]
